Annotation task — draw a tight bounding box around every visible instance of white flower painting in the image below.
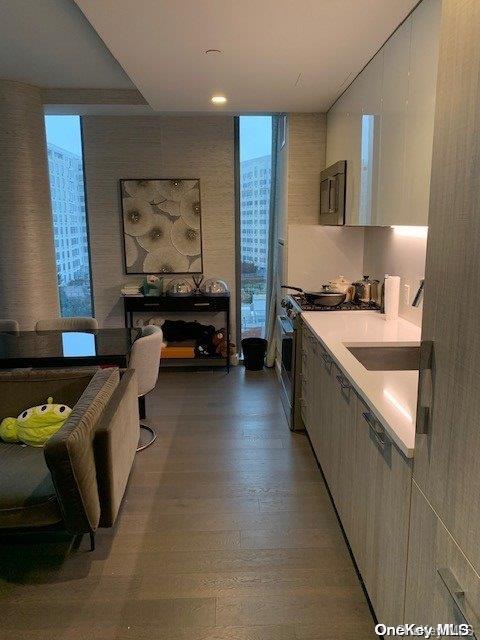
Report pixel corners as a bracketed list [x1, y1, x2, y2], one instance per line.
[121, 179, 203, 274]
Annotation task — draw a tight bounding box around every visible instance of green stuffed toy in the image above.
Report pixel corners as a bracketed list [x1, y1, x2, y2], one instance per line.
[0, 397, 72, 447]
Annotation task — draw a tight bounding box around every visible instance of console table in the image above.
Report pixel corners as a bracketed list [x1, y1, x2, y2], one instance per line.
[123, 293, 231, 372]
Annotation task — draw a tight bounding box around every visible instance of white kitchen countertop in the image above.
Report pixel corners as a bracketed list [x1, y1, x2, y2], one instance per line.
[302, 311, 421, 458]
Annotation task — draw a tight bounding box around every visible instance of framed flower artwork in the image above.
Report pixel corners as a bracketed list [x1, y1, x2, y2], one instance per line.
[120, 178, 203, 274]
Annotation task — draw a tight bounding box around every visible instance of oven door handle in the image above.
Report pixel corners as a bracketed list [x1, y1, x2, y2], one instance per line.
[277, 315, 294, 337]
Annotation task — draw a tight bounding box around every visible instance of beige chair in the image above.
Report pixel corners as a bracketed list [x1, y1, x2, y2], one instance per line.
[0, 320, 19, 332]
[35, 317, 98, 332]
[129, 325, 163, 451]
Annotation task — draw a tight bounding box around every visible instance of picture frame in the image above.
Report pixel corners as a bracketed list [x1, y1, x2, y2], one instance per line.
[120, 178, 203, 274]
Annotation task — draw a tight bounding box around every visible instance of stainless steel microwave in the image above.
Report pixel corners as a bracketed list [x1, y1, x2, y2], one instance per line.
[319, 160, 346, 225]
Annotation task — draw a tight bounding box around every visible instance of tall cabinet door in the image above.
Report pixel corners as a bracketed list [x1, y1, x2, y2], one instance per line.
[405, 482, 480, 633]
[413, 0, 480, 576]
[376, 16, 412, 226]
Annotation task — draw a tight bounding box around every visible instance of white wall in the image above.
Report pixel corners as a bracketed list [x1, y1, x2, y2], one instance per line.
[363, 226, 427, 326]
[287, 225, 365, 290]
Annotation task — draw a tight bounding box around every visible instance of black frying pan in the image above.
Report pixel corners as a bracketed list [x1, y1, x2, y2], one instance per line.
[281, 285, 346, 307]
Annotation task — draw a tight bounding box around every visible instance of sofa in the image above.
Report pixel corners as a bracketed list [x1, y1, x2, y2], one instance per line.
[0, 366, 139, 546]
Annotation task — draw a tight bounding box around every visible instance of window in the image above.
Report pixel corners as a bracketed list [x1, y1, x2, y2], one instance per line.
[239, 116, 273, 339]
[45, 116, 93, 318]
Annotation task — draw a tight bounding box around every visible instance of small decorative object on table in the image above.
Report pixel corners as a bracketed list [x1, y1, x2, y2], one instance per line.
[201, 278, 229, 295]
[192, 274, 204, 294]
[142, 275, 163, 296]
[121, 283, 142, 297]
[166, 277, 193, 296]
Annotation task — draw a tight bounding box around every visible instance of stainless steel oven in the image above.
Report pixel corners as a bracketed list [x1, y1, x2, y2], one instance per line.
[277, 315, 293, 409]
[277, 310, 305, 431]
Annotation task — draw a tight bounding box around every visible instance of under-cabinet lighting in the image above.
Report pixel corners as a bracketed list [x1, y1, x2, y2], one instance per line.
[391, 226, 428, 239]
[383, 389, 413, 423]
[211, 95, 227, 104]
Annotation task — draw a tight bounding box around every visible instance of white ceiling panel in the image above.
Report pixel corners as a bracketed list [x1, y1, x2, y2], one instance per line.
[0, 0, 133, 89]
[74, 0, 418, 112]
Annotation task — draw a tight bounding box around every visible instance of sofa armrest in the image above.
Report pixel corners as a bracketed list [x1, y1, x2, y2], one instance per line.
[94, 368, 139, 527]
[44, 368, 120, 535]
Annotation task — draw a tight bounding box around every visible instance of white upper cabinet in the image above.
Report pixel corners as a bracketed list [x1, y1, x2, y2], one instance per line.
[326, 0, 441, 226]
[356, 50, 383, 225]
[377, 17, 412, 226]
[403, 0, 442, 225]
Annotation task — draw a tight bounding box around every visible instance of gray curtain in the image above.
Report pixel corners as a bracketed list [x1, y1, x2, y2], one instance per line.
[265, 115, 280, 367]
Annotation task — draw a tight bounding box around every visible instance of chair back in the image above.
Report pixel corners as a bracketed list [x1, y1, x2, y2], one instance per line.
[36, 317, 99, 332]
[0, 319, 19, 333]
[129, 326, 163, 397]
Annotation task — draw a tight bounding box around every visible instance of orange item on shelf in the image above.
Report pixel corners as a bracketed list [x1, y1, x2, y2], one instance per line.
[162, 341, 196, 359]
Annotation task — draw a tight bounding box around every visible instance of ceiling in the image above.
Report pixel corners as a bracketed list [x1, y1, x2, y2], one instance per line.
[0, 0, 419, 113]
[0, 0, 133, 89]
[74, 0, 418, 112]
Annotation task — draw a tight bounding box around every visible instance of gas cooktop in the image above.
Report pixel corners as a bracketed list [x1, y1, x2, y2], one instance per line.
[289, 293, 380, 312]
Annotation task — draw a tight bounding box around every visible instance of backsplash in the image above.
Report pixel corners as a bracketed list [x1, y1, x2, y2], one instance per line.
[287, 224, 365, 290]
[363, 226, 428, 327]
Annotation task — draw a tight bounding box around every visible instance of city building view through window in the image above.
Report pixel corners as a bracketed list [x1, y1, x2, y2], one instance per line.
[239, 116, 273, 338]
[45, 116, 93, 318]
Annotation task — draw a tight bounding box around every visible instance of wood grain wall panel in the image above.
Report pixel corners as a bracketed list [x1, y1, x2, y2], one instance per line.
[0, 80, 60, 329]
[81, 116, 235, 331]
[414, 0, 480, 575]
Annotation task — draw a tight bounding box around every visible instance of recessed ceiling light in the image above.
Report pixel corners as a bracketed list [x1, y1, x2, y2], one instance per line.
[211, 95, 227, 104]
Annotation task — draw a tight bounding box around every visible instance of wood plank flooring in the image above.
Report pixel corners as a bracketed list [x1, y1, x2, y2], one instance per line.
[0, 368, 375, 639]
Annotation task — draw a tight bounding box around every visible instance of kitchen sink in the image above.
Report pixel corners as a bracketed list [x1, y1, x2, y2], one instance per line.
[346, 345, 420, 371]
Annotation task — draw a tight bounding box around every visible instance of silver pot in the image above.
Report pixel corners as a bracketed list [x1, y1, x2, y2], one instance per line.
[353, 275, 379, 303]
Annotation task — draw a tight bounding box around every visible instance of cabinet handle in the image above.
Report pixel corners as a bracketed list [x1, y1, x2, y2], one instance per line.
[321, 352, 332, 365]
[416, 340, 434, 435]
[437, 568, 478, 638]
[194, 302, 210, 307]
[143, 303, 158, 308]
[336, 373, 351, 391]
[362, 412, 388, 449]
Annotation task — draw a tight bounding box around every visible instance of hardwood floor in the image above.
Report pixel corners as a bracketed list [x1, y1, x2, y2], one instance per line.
[0, 368, 375, 639]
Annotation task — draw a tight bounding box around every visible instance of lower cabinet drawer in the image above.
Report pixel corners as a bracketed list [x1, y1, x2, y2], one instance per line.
[352, 398, 413, 626]
[405, 481, 480, 636]
[300, 328, 414, 628]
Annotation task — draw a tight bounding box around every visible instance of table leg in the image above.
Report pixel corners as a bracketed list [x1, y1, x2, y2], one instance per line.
[226, 305, 230, 373]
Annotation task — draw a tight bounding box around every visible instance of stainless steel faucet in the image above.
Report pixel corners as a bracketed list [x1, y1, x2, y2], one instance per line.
[412, 279, 425, 307]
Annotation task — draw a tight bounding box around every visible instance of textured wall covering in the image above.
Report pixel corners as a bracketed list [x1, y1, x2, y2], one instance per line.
[287, 113, 327, 225]
[82, 116, 235, 330]
[0, 80, 59, 329]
